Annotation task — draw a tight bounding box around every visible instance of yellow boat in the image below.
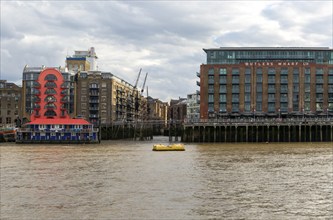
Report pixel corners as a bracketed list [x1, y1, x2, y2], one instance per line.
[152, 143, 185, 151]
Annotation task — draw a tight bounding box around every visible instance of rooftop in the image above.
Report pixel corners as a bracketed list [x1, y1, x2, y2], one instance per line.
[26, 118, 91, 125]
[204, 47, 332, 51]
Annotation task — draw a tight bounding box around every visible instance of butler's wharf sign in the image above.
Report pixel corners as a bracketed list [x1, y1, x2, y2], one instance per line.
[244, 62, 310, 67]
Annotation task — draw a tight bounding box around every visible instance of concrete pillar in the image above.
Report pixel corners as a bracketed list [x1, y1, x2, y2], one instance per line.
[299, 124, 302, 142]
[277, 125, 280, 142]
[246, 125, 248, 143]
[267, 125, 269, 142]
[214, 125, 216, 143]
[320, 125, 322, 142]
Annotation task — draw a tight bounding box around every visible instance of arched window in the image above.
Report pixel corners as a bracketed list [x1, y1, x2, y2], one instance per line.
[44, 74, 57, 81]
[44, 110, 57, 118]
[44, 103, 57, 109]
[45, 88, 57, 95]
[45, 81, 57, 88]
[44, 96, 57, 102]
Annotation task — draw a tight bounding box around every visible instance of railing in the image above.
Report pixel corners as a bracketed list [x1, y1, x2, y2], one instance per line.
[184, 117, 333, 126]
[18, 128, 99, 133]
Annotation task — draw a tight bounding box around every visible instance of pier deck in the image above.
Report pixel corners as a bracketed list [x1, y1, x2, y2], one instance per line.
[182, 118, 333, 142]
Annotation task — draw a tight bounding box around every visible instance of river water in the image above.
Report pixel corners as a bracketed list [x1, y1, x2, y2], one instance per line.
[1, 137, 332, 219]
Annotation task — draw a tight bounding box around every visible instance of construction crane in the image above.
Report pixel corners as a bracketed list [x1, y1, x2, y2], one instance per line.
[127, 68, 142, 121]
[140, 72, 148, 95]
[134, 68, 142, 90]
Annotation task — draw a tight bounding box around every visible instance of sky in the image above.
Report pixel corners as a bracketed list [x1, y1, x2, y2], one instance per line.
[1, 0, 332, 102]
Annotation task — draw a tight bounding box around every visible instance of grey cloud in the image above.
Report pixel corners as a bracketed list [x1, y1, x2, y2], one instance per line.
[1, 0, 331, 102]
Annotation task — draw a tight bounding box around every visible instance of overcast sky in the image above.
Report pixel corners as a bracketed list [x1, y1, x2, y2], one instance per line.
[1, 0, 332, 102]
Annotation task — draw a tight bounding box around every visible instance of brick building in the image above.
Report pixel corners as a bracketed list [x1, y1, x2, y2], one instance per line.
[0, 80, 22, 128]
[198, 47, 333, 119]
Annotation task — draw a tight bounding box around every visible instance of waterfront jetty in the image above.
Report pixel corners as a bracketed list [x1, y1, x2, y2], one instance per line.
[182, 118, 333, 142]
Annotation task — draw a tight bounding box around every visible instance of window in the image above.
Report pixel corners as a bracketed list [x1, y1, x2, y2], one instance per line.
[232, 85, 239, 93]
[209, 68, 214, 75]
[268, 103, 275, 112]
[268, 84, 275, 93]
[268, 94, 275, 102]
[232, 103, 239, 112]
[208, 94, 214, 103]
[45, 81, 57, 88]
[208, 85, 214, 93]
[256, 75, 262, 83]
[45, 88, 56, 95]
[45, 96, 56, 102]
[245, 94, 251, 102]
[256, 102, 262, 111]
[219, 75, 227, 84]
[232, 94, 239, 102]
[281, 75, 288, 83]
[232, 68, 239, 75]
[208, 75, 214, 84]
[245, 74, 251, 83]
[44, 74, 57, 81]
[6, 117, 11, 124]
[219, 94, 226, 102]
[268, 75, 275, 83]
[256, 84, 262, 92]
[245, 84, 251, 92]
[219, 103, 226, 112]
[256, 93, 262, 101]
[219, 68, 227, 75]
[219, 85, 227, 93]
[232, 75, 239, 84]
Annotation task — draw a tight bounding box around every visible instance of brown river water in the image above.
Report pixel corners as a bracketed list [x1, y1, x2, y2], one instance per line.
[1, 136, 332, 219]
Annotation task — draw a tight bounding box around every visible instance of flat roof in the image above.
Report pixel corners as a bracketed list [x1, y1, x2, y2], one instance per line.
[27, 118, 92, 125]
[204, 47, 332, 51]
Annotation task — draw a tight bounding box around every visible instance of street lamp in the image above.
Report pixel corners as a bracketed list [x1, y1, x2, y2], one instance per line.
[278, 108, 281, 120]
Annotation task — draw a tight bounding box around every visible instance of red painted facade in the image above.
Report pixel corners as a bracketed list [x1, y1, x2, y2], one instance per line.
[31, 68, 69, 121]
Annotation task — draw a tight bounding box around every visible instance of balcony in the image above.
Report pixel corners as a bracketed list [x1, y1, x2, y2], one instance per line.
[44, 103, 57, 110]
[35, 112, 41, 118]
[89, 114, 99, 118]
[34, 97, 41, 103]
[61, 90, 68, 96]
[44, 74, 57, 81]
[89, 107, 99, 110]
[196, 81, 200, 86]
[60, 83, 68, 89]
[196, 72, 200, 77]
[33, 82, 41, 89]
[45, 96, 56, 103]
[89, 99, 99, 103]
[61, 97, 69, 103]
[45, 89, 57, 95]
[89, 84, 99, 89]
[33, 90, 41, 96]
[89, 92, 100, 96]
[45, 81, 57, 88]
